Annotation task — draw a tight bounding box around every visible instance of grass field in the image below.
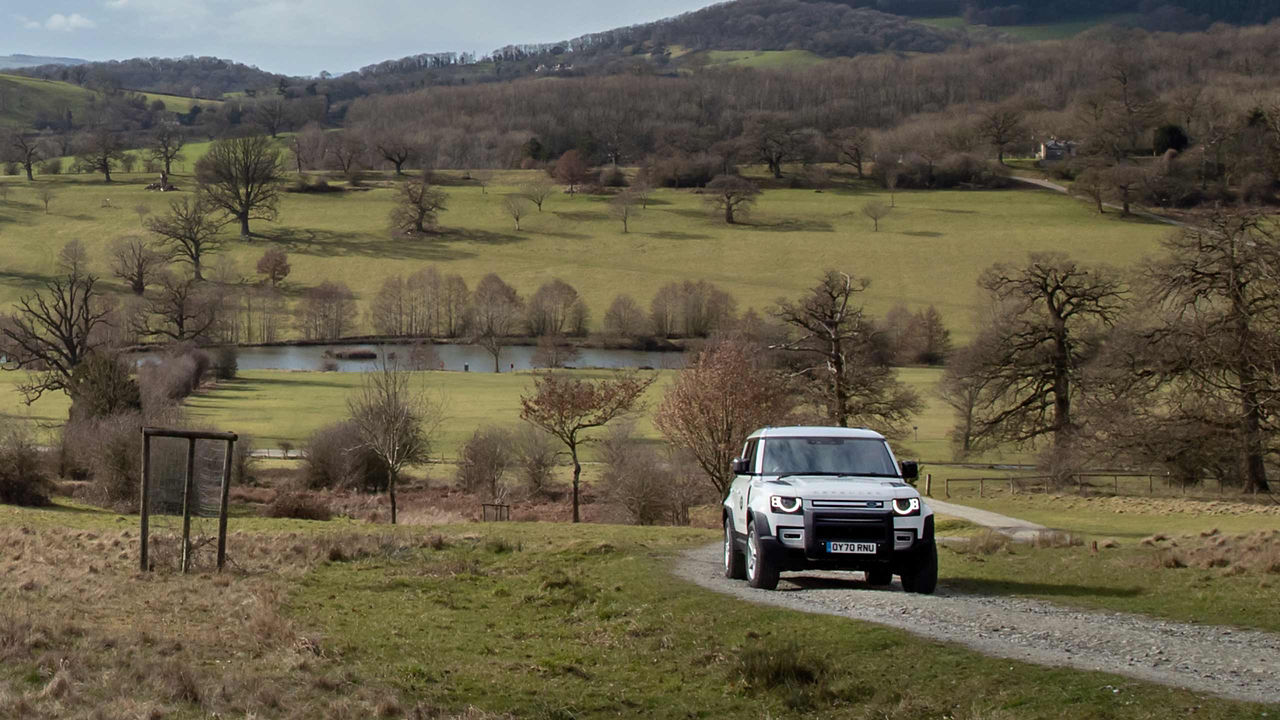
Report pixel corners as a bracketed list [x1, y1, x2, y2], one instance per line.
[0, 169, 1174, 343]
[915, 14, 1143, 41]
[0, 502, 1275, 719]
[0, 73, 213, 129]
[701, 49, 827, 69]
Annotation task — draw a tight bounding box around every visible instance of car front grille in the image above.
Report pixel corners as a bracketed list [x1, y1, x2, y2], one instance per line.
[810, 512, 891, 543]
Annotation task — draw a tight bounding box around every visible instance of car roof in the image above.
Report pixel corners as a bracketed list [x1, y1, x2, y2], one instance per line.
[748, 426, 887, 441]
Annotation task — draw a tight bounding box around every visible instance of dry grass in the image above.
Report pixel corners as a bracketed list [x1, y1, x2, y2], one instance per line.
[1029, 530, 1083, 549]
[0, 522, 445, 719]
[951, 530, 1015, 556]
[1139, 528, 1280, 574]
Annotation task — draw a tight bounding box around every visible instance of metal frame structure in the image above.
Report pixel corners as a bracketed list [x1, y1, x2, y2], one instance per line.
[140, 427, 238, 573]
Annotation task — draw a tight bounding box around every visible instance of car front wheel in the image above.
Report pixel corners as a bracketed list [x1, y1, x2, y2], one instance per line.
[746, 517, 780, 590]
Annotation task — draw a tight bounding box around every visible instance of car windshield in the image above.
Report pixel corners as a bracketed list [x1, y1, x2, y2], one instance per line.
[761, 437, 897, 477]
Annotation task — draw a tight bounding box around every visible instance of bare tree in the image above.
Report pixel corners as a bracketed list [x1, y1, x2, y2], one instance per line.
[938, 342, 995, 458]
[704, 175, 759, 224]
[655, 339, 795, 497]
[147, 197, 225, 281]
[631, 178, 654, 209]
[3, 130, 44, 181]
[610, 190, 637, 233]
[742, 111, 813, 179]
[469, 274, 523, 372]
[521, 178, 555, 211]
[256, 248, 291, 287]
[135, 272, 218, 342]
[966, 254, 1126, 458]
[603, 294, 645, 338]
[531, 335, 581, 369]
[328, 132, 367, 175]
[1, 265, 111, 407]
[526, 279, 581, 336]
[37, 186, 55, 214]
[1141, 211, 1280, 493]
[57, 240, 90, 276]
[75, 128, 126, 183]
[771, 270, 922, 434]
[109, 236, 166, 295]
[1071, 167, 1108, 214]
[148, 123, 185, 176]
[390, 178, 448, 235]
[348, 363, 443, 524]
[503, 194, 528, 230]
[520, 370, 655, 522]
[1105, 163, 1144, 217]
[884, 168, 900, 207]
[251, 98, 291, 138]
[472, 170, 492, 194]
[977, 103, 1026, 165]
[553, 150, 589, 196]
[195, 133, 284, 238]
[297, 281, 357, 340]
[862, 201, 891, 231]
[830, 126, 871, 178]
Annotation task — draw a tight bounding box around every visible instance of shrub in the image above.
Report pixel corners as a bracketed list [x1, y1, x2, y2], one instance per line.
[264, 490, 332, 521]
[600, 423, 674, 526]
[600, 165, 629, 188]
[214, 346, 238, 380]
[513, 425, 558, 496]
[737, 640, 829, 692]
[2, 162, 19, 177]
[302, 420, 389, 492]
[138, 348, 210, 409]
[65, 412, 144, 507]
[39, 158, 62, 175]
[1240, 173, 1277, 205]
[456, 426, 514, 500]
[0, 425, 52, 506]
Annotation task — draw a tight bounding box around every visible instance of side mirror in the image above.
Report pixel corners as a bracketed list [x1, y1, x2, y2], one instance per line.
[731, 458, 750, 475]
[900, 461, 919, 483]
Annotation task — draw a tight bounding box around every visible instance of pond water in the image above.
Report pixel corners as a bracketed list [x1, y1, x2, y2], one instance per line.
[223, 343, 685, 373]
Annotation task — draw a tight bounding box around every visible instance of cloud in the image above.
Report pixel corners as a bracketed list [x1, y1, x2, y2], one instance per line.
[105, 0, 129, 8]
[45, 13, 96, 31]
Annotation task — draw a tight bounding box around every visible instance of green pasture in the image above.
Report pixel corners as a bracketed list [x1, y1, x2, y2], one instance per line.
[0, 73, 213, 129]
[915, 14, 1143, 41]
[0, 169, 1174, 343]
[701, 49, 827, 69]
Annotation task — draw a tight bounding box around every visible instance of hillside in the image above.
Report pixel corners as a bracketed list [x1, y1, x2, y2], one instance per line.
[0, 73, 212, 129]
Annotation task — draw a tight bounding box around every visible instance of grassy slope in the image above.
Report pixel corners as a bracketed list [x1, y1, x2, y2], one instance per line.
[0, 73, 212, 129]
[0, 503, 1274, 718]
[0, 172, 1173, 342]
[701, 49, 827, 69]
[915, 14, 1143, 40]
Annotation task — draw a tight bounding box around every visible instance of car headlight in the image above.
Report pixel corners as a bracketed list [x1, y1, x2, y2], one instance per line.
[769, 496, 802, 514]
[892, 497, 921, 516]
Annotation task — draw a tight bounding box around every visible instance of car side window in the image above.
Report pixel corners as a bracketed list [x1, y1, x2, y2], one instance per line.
[742, 440, 759, 474]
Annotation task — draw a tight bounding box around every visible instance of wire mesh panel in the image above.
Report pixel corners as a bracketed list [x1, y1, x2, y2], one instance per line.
[140, 428, 237, 573]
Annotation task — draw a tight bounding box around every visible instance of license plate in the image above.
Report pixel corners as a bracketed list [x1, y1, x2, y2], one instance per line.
[827, 541, 878, 554]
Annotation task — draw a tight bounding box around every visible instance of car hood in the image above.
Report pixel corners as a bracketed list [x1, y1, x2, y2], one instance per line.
[758, 475, 919, 501]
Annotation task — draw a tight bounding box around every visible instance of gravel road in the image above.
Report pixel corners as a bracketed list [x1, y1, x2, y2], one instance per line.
[675, 543, 1280, 705]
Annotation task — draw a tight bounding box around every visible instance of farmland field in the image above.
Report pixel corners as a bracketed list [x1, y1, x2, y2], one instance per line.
[0, 169, 1174, 342]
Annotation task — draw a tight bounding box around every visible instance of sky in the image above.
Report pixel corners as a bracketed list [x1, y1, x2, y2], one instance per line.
[3, 0, 718, 76]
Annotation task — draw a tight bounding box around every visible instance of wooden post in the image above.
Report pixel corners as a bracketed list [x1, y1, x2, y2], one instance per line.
[216, 437, 235, 571]
[140, 432, 152, 572]
[979, 477, 984, 498]
[1010, 478, 1015, 494]
[1149, 475, 1154, 494]
[1115, 475, 1120, 495]
[180, 438, 196, 574]
[924, 473, 932, 497]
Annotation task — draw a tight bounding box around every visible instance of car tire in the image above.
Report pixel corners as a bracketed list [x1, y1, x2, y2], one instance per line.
[724, 516, 746, 580]
[866, 567, 892, 586]
[900, 540, 938, 594]
[746, 517, 780, 590]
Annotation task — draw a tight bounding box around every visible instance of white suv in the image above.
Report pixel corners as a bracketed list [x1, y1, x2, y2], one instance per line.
[722, 426, 937, 593]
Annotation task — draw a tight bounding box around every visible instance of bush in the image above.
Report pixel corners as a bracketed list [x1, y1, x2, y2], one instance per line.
[1240, 173, 1277, 205]
[264, 491, 332, 521]
[64, 412, 144, 507]
[2, 162, 19, 177]
[39, 158, 62, 175]
[600, 423, 674, 526]
[600, 165, 629, 188]
[302, 420, 389, 493]
[513, 425, 558, 496]
[456, 426, 513, 500]
[138, 348, 211, 410]
[934, 153, 1010, 189]
[214, 346, 238, 380]
[0, 425, 52, 506]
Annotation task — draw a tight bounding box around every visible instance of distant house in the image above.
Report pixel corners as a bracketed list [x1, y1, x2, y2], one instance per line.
[1038, 139, 1077, 162]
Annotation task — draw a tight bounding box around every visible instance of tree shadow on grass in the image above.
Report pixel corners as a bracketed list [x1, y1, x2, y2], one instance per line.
[0, 268, 56, 290]
[222, 376, 351, 390]
[901, 231, 944, 238]
[267, 226, 525, 262]
[944, 577, 1142, 599]
[665, 208, 709, 220]
[529, 228, 594, 240]
[739, 218, 835, 233]
[644, 230, 713, 241]
[553, 210, 608, 222]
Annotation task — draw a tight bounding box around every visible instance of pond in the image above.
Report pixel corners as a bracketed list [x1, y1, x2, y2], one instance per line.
[223, 343, 685, 373]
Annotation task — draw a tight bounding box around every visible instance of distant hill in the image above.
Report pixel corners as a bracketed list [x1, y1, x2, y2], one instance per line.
[0, 54, 87, 70]
[11, 56, 286, 100]
[0, 73, 212, 130]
